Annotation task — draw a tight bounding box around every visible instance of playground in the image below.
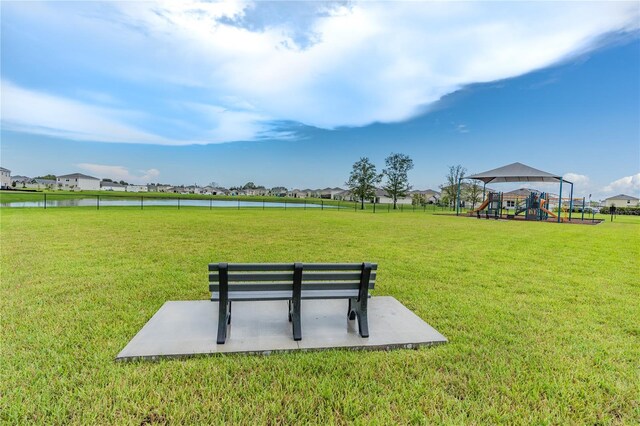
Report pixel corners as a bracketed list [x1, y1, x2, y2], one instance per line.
[457, 162, 601, 224]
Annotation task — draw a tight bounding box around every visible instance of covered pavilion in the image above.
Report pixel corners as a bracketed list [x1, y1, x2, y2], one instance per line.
[456, 162, 574, 223]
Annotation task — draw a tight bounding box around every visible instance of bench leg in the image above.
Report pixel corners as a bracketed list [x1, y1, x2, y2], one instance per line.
[291, 298, 302, 341]
[347, 298, 356, 320]
[355, 299, 369, 338]
[288, 300, 292, 322]
[217, 300, 230, 344]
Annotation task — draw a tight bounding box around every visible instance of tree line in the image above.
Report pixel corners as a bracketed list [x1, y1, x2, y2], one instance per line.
[347, 158, 483, 210]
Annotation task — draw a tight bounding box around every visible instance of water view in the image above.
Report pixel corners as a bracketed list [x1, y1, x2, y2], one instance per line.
[1, 197, 335, 209]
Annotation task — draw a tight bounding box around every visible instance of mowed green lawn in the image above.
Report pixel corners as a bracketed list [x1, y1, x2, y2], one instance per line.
[1, 207, 639, 424]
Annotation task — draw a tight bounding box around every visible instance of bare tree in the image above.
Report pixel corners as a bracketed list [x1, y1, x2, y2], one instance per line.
[383, 153, 414, 210]
[346, 157, 382, 210]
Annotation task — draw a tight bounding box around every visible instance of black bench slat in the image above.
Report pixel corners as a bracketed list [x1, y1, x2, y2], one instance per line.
[209, 281, 375, 292]
[211, 289, 361, 301]
[208, 263, 378, 272]
[209, 271, 377, 282]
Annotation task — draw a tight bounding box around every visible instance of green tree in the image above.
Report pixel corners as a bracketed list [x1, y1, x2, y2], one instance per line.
[382, 153, 414, 209]
[34, 174, 57, 180]
[346, 157, 382, 210]
[243, 182, 257, 190]
[440, 165, 466, 210]
[465, 179, 482, 210]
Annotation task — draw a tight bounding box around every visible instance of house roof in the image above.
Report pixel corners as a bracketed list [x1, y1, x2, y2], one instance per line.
[0, 167, 10, 173]
[58, 173, 99, 180]
[101, 181, 126, 187]
[604, 194, 640, 201]
[467, 162, 564, 184]
[504, 188, 538, 197]
[34, 179, 56, 184]
[11, 175, 31, 182]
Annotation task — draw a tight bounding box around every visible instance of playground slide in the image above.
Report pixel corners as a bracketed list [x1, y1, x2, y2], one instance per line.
[539, 206, 557, 218]
[539, 198, 557, 218]
[471, 198, 490, 213]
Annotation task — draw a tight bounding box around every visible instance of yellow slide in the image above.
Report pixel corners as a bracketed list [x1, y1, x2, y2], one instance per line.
[470, 197, 490, 213]
[540, 199, 557, 218]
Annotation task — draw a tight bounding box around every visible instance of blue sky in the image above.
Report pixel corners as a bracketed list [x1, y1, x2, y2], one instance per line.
[1, 1, 639, 199]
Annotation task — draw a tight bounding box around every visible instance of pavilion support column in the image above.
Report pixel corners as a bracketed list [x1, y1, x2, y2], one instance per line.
[568, 183, 574, 221]
[482, 182, 486, 200]
[557, 180, 563, 223]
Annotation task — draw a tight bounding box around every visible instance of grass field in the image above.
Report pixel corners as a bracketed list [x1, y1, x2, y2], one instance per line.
[1, 207, 639, 424]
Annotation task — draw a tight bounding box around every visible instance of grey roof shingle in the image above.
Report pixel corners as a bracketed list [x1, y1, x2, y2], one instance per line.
[58, 173, 99, 180]
[468, 162, 563, 184]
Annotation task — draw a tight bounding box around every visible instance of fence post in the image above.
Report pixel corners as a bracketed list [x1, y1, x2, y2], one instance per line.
[304, 200, 306, 210]
[263, 200, 265, 210]
[141, 196, 143, 210]
[97, 195, 100, 210]
[354, 201, 357, 211]
[373, 202, 376, 213]
[237, 198, 240, 210]
[178, 198, 180, 210]
[401, 204, 403, 212]
[285, 200, 287, 210]
[321, 200, 324, 210]
[44, 193, 47, 209]
[210, 198, 212, 210]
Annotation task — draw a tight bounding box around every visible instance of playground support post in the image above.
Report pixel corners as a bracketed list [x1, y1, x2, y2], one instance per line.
[482, 182, 486, 201]
[557, 180, 563, 223]
[568, 183, 574, 221]
[455, 177, 462, 216]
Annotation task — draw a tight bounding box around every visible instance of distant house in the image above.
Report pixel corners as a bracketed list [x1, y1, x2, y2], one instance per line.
[10, 175, 31, 188]
[502, 188, 539, 208]
[0, 167, 11, 189]
[290, 189, 307, 198]
[333, 189, 353, 201]
[318, 187, 344, 200]
[100, 181, 126, 192]
[244, 187, 268, 196]
[26, 179, 57, 190]
[57, 173, 100, 191]
[603, 194, 640, 207]
[410, 189, 441, 205]
[373, 188, 412, 205]
[126, 184, 148, 193]
[270, 187, 288, 197]
[147, 184, 172, 192]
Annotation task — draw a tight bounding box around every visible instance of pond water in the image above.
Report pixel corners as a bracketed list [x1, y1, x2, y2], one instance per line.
[1, 198, 336, 209]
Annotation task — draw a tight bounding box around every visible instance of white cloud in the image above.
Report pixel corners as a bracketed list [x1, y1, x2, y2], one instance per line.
[77, 163, 160, 184]
[603, 173, 640, 195]
[1, 80, 174, 145]
[3, 1, 639, 144]
[564, 173, 590, 186]
[106, 1, 637, 131]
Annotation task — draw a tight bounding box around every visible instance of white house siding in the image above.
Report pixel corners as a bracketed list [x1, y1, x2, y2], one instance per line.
[604, 196, 639, 207]
[0, 168, 11, 189]
[126, 185, 148, 192]
[57, 176, 101, 191]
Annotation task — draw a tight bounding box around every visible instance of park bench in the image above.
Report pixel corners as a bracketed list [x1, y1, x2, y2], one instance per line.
[209, 262, 377, 344]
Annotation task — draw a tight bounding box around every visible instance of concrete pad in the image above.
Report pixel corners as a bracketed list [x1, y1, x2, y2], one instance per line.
[116, 296, 447, 360]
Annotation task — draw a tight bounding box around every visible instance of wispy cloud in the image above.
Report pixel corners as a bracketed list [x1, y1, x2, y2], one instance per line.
[1, 80, 172, 145]
[2, 1, 638, 144]
[603, 173, 640, 195]
[77, 163, 160, 184]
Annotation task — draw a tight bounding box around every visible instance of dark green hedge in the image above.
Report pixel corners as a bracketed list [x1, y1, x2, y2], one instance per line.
[599, 206, 640, 215]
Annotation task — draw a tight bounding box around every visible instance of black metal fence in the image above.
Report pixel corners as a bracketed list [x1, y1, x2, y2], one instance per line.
[0, 191, 448, 213]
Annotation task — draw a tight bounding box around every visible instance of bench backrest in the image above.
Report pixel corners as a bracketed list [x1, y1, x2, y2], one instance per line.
[209, 263, 377, 293]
